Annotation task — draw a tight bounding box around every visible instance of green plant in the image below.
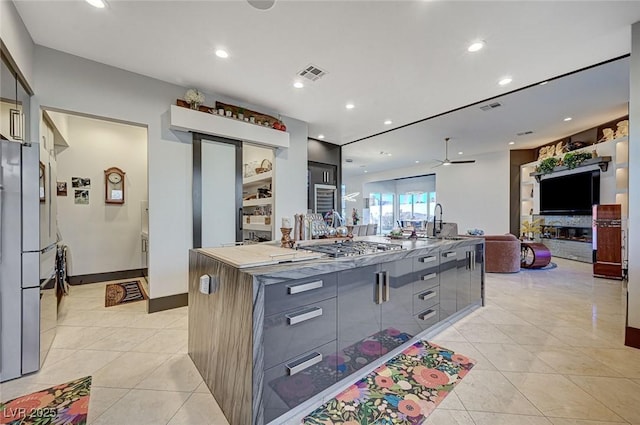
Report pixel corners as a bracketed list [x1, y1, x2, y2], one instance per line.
[536, 157, 560, 174]
[563, 151, 592, 169]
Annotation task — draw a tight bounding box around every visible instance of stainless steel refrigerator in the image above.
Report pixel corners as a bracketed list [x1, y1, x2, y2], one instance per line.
[0, 139, 57, 382]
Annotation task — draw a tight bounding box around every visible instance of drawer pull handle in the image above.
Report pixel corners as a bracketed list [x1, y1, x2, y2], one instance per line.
[418, 309, 437, 321]
[421, 273, 437, 281]
[286, 307, 323, 325]
[418, 256, 436, 263]
[287, 280, 323, 295]
[286, 352, 323, 376]
[419, 290, 437, 301]
[443, 251, 456, 258]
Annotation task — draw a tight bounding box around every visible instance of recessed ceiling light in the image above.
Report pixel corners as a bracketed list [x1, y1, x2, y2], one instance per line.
[498, 77, 513, 86]
[387, 153, 392, 156]
[539, 81, 548, 85]
[364, 170, 368, 173]
[458, 151, 463, 155]
[215, 49, 229, 58]
[345, 103, 355, 110]
[508, 141, 515, 145]
[86, 0, 106, 8]
[564, 117, 572, 122]
[318, 134, 325, 139]
[415, 160, 420, 163]
[467, 41, 485, 52]
[293, 81, 304, 89]
[384, 120, 392, 125]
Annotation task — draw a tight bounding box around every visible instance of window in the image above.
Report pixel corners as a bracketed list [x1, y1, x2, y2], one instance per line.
[369, 192, 395, 234]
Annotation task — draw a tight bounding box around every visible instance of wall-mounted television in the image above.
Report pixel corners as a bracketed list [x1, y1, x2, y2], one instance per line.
[539, 170, 600, 215]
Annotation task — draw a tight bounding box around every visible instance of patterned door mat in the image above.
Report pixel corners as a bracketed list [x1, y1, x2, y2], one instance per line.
[1, 376, 92, 424]
[302, 341, 475, 425]
[105, 280, 148, 307]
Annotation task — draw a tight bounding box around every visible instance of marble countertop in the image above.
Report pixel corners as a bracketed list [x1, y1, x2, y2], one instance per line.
[195, 236, 483, 284]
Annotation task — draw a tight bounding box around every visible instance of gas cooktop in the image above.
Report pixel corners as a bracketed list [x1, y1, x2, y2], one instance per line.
[299, 240, 404, 258]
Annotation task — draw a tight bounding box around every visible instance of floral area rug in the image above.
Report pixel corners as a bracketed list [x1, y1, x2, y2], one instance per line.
[302, 341, 475, 425]
[1, 376, 92, 424]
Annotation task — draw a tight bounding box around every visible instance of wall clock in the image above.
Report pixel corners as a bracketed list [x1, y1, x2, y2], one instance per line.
[104, 167, 125, 204]
[39, 161, 45, 202]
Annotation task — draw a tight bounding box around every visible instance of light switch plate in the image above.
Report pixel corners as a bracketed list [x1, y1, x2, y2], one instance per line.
[199, 275, 211, 294]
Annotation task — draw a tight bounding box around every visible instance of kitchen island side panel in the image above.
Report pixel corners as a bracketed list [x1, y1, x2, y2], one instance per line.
[188, 251, 255, 425]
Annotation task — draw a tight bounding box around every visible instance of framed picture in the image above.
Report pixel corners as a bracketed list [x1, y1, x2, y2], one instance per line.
[72, 177, 91, 189]
[74, 190, 89, 205]
[57, 181, 67, 196]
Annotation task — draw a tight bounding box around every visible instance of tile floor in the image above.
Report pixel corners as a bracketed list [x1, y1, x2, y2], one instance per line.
[1, 259, 639, 425]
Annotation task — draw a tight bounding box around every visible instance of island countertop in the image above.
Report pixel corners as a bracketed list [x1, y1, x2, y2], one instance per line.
[195, 235, 484, 283]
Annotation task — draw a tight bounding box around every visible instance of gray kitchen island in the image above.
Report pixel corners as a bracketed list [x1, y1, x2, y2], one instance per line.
[188, 236, 484, 425]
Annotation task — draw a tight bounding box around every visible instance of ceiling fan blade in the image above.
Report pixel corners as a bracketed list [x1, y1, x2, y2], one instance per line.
[450, 160, 476, 164]
[431, 162, 444, 169]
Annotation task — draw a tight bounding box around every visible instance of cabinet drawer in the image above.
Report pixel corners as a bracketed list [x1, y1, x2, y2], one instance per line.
[263, 340, 337, 424]
[413, 268, 439, 293]
[414, 305, 440, 330]
[264, 298, 337, 369]
[265, 273, 337, 316]
[440, 249, 458, 263]
[413, 286, 439, 314]
[413, 253, 439, 271]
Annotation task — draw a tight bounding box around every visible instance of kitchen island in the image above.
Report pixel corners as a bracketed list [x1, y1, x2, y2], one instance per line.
[188, 236, 484, 425]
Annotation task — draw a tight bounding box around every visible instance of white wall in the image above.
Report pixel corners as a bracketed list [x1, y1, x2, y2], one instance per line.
[56, 114, 147, 276]
[344, 151, 510, 235]
[628, 21, 640, 331]
[33, 46, 307, 300]
[0, 0, 34, 88]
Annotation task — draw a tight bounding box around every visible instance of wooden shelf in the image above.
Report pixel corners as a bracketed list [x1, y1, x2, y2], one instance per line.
[243, 171, 272, 185]
[529, 156, 612, 182]
[243, 197, 273, 207]
[243, 223, 272, 232]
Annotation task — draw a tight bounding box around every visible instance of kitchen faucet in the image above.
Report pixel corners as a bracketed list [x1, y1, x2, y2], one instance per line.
[433, 203, 443, 238]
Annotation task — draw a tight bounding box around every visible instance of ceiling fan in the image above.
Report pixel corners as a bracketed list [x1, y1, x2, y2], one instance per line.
[431, 137, 476, 168]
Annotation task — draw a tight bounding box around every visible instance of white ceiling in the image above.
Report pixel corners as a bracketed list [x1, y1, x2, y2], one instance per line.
[342, 56, 630, 177]
[13, 1, 640, 147]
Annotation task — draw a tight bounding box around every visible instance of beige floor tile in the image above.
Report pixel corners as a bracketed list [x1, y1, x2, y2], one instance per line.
[136, 354, 203, 392]
[91, 389, 190, 425]
[503, 372, 624, 422]
[568, 376, 640, 424]
[166, 392, 228, 425]
[453, 322, 516, 344]
[429, 340, 497, 371]
[423, 409, 475, 425]
[57, 310, 106, 327]
[469, 411, 553, 425]
[520, 346, 622, 377]
[84, 328, 158, 352]
[472, 343, 557, 373]
[86, 387, 129, 424]
[548, 419, 630, 425]
[431, 323, 468, 342]
[42, 348, 77, 367]
[475, 305, 532, 326]
[127, 312, 186, 329]
[435, 390, 465, 410]
[131, 329, 188, 354]
[545, 326, 618, 348]
[494, 324, 568, 346]
[165, 316, 188, 330]
[52, 326, 117, 349]
[453, 370, 541, 415]
[0, 378, 58, 402]
[34, 350, 122, 384]
[92, 352, 171, 388]
[578, 347, 640, 379]
[194, 382, 212, 394]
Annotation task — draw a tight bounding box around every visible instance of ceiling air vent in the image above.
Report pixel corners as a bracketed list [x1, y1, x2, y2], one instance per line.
[479, 102, 502, 111]
[297, 64, 328, 82]
[516, 130, 534, 136]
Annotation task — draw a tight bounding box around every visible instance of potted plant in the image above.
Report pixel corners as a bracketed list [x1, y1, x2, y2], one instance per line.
[520, 218, 543, 240]
[238, 108, 245, 120]
[562, 151, 592, 169]
[536, 157, 560, 175]
[184, 89, 205, 110]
